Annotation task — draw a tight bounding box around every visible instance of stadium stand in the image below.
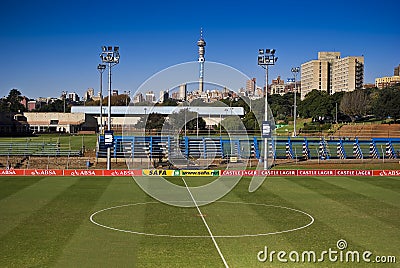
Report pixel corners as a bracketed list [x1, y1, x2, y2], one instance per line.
[0, 141, 82, 169]
[96, 135, 400, 165]
[335, 124, 400, 139]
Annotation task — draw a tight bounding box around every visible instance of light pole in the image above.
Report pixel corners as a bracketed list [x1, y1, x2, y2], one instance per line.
[62, 91, 68, 113]
[97, 64, 106, 134]
[196, 108, 199, 138]
[258, 49, 277, 170]
[335, 102, 338, 125]
[291, 67, 300, 137]
[100, 46, 120, 170]
[144, 107, 147, 133]
[184, 108, 187, 136]
[124, 90, 131, 106]
[219, 113, 222, 136]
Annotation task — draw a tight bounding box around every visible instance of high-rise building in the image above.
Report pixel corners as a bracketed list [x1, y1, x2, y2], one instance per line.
[270, 76, 285, 95]
[145, 91, 155, 103]
[332, 56, 364, 94]
[133, 92, 144, 103]
[394, 64, 400, 76]
[301, 60, 330, 99]
[84, 88, 94, 101]
[178, 83, 187, 101]
[300, 52, 364, 99]
[68, 92, 79, 102]
[159, 90, 169, 103]
[375, 76, 400, 89]
[246, 78, 256, 96]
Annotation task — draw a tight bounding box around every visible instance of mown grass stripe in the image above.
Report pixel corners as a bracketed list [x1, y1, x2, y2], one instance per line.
[274, 177, 399, 257]
[136, 179, 222, 267]
[55, 177, 149, 267]
[294, 177, 400, 229]
[0, 177, 112, 267]
[0, 176, 78, 238]
[0, 177, 44, 200]
[350, 176, 400, 193]
[318, 176, 400, 208]
[212, 177, 353, 267]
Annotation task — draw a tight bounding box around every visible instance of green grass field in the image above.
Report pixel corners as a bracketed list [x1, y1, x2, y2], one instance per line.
[0, 134, 98, 151]
[0, 175, 399, 267]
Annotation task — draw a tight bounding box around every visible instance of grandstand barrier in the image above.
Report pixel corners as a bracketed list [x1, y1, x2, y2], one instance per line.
[337, 140, 346, 159]
[1, 168, 399, 177]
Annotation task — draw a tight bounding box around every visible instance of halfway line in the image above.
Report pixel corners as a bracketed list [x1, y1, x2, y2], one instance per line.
[182, 178, 229, 268]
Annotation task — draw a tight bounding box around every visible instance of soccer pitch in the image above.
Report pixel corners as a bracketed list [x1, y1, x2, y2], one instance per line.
[0, 175, 399, 267]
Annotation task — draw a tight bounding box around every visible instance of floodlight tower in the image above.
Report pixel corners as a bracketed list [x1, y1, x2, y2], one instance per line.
[291, 67, 300, 137]
[257, 48, 278, 170]
[97, 64, 106, 133]
[197, 28, 206, 94]
[100, 46, 120, 170]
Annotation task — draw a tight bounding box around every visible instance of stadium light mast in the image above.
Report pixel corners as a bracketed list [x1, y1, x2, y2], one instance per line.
[100, 46, 120, 170]
[62, 91, 68, 113]
[291, 67, 300, 137]
[97, 64, 106, 134]
[258, 48, 277, 170]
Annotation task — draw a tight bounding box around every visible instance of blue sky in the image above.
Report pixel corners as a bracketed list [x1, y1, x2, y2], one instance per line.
[1, 0, 399, 99]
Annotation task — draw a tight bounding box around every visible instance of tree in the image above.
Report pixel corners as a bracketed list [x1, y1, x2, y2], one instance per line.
[242, 111, 259, 131]
[372, 86, 400, 121]
[158, 98, 178, 106]
[339, 90, 369, 122]
[298, 89, 335, 121]
[5, 89, 26, 113]
[36, 99, 67, 112]
[0, 98, 9, 112]
[190, 98, 207, 106]
[168, 109, 206, 134]
[102, 94, 131, 106]
[220, 116, 246, 132]
[134, 113, 166, 131]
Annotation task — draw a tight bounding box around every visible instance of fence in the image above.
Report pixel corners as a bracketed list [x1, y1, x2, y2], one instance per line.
[96, 136, 400, 163]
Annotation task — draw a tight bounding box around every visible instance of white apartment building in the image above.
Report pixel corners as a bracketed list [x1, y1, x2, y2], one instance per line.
[300, 52, 364, 99]
[375, 76, 400, 89]
[300, 60, 330, 99]
[332, 56, 364, 94]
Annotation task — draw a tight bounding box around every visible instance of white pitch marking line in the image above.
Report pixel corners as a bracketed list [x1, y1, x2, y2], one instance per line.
[182, 178, 229, 268]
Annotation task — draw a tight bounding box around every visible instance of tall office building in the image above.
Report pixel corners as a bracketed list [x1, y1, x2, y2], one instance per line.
[375, 76, 400, 89]
[270, 76, 285, 95]
[145, 91, 155, 103]
[394, 64, 400, 76]
[246, 78, 256, 96]
[178, 83, 187, 101]
[301, 60, 330, 99]
[68, 92, 79, 102]
[160, 90, 169, 103]
[332, 56, 364, 94]
[300, 52, 364, 99]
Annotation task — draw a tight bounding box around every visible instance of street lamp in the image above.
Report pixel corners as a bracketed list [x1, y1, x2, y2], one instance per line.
[97, 64, 106, 134]
[258, 48, 277, 170]
[100, 46, 120, 170]
[291, 67, 300, 137]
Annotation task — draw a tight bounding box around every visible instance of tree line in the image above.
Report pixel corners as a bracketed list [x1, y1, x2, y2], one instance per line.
[2, 85, 400, 128]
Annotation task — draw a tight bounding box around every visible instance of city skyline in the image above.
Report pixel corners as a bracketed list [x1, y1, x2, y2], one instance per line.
[1, 0, 399, 99]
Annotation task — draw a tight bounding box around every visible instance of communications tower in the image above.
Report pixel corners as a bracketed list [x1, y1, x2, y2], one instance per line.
[197, 28, 206, 94]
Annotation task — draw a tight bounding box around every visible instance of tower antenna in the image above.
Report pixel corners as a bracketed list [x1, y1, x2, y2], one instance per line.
[197, 28, 206, 94]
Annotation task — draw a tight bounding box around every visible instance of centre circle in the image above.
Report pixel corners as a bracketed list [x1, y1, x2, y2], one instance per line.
[90, 201, 314, 238]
